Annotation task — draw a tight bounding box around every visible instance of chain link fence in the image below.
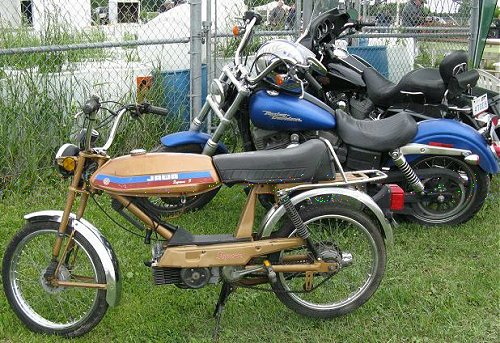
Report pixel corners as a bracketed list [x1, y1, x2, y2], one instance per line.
[352, 0, 474, 82]
[0, 0, 477, 191]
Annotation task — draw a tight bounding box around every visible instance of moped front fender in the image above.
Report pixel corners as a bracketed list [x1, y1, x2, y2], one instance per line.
[406, 119, 499, 174]
[160, 131, 228, 154]
[24, 210, 121, 307]
[257, 187, 393, 245]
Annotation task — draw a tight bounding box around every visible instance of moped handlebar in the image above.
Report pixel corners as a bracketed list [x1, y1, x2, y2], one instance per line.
[140, 103, 170, 116]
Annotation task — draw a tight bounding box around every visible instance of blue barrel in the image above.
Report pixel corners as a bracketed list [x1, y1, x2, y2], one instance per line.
[158, 65, 207, 126]
[347, 46, 389, 78]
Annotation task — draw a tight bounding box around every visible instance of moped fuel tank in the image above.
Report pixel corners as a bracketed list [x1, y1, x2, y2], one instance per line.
[90, 153, 220, 197]
[249, 90, 336, 131]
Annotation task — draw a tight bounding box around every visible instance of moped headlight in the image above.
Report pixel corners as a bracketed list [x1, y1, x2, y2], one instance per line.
[210, 79, 225, 105]
[55, 143, 80, 177]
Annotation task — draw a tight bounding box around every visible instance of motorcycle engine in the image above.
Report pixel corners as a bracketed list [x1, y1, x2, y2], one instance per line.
[251, 127, 345, 162]
[252, 127, 291, 150]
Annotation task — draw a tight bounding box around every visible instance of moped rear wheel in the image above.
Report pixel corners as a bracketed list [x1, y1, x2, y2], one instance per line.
[269, 204, 386, 318]
[2, 221, 108, 337]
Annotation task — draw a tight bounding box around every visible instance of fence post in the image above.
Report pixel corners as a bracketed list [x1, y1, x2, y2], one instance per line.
[469, 0, 480, 66]
[295, 0, 302, 34]
[205, 0, 213, 132]
[302, 0, 312, 29]
[190, 0, 203, 121]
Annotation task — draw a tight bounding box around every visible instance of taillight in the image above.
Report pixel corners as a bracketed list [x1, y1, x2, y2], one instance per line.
[428, 141, 454, 148]
[492, 116, 499, 127]
[492, 143, 500, 159]
[388, 184, 405, 211]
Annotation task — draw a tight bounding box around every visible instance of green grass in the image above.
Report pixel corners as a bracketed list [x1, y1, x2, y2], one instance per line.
[0, 25, 108, 72]
[0, 177, 499, 342]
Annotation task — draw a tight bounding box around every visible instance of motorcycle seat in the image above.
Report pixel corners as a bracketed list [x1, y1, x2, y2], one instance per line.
[212, 139, 335, 184]
[363, 67, 446, 107]
[335, 110, 417, 152]
[362, 50, 474, 108]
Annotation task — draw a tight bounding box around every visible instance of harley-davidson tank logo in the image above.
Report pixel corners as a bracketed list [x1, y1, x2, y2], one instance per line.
[93, 171, 214, 190]
[263, 110, 302, 122]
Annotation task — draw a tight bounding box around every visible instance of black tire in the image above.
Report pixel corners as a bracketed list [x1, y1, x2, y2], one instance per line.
[136, 144, 221, 216]
[2, 221, 108, 337]
[407, 156, 490, 226]
[269, 204, 386, 319]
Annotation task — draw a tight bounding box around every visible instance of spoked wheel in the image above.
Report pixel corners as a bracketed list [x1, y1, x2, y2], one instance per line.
[408, 156, 490, 226]
[2, 221, 108, 337]
[269, 204, 386, 318]
[137, 144, 220, 216]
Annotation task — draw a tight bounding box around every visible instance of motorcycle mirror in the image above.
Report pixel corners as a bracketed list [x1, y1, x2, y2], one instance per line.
[346, 9, 359, 21]
[307, 56, 327, 75]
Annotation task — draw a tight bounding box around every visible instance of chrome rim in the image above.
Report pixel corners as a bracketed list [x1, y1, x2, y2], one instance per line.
[8, 229, 100, 330]
[278, 214, 379, 310]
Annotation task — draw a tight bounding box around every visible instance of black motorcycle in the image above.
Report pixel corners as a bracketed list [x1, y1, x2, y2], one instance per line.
[298, 8, 500, 129]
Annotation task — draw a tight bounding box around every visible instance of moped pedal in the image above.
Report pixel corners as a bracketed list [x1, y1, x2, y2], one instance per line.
[263, 260, 277, 284]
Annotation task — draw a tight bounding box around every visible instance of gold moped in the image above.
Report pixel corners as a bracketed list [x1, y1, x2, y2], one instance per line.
[2, 97, 396, 337]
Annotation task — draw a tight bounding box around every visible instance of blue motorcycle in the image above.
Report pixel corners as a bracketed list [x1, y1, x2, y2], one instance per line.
[147, 11, 500, 226]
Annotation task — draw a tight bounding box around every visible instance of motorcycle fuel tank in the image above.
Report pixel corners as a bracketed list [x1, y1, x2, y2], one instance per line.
[90, 152, 220, 197]
[249, 90, 336, 131]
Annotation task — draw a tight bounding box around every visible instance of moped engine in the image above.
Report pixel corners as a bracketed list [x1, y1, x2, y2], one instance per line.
[149, 243, 220, 288]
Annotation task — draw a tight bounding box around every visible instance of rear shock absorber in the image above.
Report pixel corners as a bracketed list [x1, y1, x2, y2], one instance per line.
[277, 191, 320, 259]
[390, 150, 424, 193]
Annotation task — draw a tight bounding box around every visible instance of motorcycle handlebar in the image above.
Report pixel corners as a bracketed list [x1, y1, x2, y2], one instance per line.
[235, 15, 259, 65]
[302, 69, 324, 95]
[358, 22, 376, 27]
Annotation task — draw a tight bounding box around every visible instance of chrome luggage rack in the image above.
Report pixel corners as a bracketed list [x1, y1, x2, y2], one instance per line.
[281, 137, 388, 194]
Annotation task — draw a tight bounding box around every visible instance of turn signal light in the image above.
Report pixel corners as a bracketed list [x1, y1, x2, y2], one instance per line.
[388, 184, 405, 211]
[275, 74, 284, 86]
[492, 143, 500, 159]
[429, 141, 454, 148]
[491, 116, 499, 127]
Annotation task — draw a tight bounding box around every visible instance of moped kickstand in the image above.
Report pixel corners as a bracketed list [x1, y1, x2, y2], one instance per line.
[212, 282, 235, 341]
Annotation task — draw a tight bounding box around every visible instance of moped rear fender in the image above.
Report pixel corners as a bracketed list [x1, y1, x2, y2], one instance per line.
[258, 187, 393, 245]
[406, 119, 499, 174]
[24, 211, 121, 307]
[160, 131, 228, 154]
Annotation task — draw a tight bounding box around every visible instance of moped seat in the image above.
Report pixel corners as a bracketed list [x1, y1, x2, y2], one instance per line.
[212, 139, 335, 184]
[335, 110, 417, 152]
[363, 67, 446, 107]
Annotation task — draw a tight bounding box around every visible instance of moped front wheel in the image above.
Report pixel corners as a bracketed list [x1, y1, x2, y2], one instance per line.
[2, 221, 108, 337]
[269, 204, 386, 318]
